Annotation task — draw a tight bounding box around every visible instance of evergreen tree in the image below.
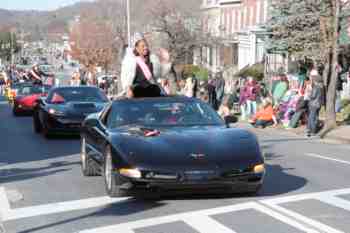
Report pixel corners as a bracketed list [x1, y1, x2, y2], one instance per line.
[267, 0, 350, 136]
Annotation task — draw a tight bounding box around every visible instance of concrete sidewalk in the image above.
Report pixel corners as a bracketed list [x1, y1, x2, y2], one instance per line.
[325, 125, 350, 143]
[234, 121, 350, 144]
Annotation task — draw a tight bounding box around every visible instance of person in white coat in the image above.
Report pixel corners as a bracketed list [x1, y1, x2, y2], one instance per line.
[120, 33, 161, 98]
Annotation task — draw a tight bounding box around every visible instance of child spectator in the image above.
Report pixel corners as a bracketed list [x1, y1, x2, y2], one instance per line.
[249, 97, 278, 128]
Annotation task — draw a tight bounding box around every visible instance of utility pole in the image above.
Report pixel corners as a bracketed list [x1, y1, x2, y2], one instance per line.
[126, 0, 131, 48]
[10, 31, 14, 66]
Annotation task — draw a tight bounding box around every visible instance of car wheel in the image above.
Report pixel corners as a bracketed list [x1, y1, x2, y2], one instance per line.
[41, 122, 51, 139]
[12, 106, 19, 116]
[253, 184, 262, 195]
[246, 184, 262, 196]
[81, 137, 99, 176]
[104, 146, 125, 197]
[33, 112, 42, 133]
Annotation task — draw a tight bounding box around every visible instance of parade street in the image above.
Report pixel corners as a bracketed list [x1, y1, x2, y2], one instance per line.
[1, 95, 350, 233]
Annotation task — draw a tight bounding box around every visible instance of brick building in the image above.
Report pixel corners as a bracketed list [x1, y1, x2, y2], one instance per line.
[197, 0, 269, 74]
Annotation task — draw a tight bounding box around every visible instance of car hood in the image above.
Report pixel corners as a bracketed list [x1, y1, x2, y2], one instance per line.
[17, 94, 42, 106]
[110, 126, 263, 171]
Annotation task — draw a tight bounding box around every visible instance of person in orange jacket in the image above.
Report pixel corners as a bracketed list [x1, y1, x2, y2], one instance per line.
[249, 97, 278, 128]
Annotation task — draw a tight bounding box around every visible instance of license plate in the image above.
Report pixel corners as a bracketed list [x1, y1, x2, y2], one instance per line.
[184, 170, 216, 181]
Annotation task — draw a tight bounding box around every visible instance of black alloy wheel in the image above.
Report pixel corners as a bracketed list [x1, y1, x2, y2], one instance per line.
[33, 111, 42, 133]
[41, 121, 51, 139]
[12, 106, 19, 116]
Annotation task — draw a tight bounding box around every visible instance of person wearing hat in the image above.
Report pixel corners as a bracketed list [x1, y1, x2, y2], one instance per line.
[120, 33, 161, 98]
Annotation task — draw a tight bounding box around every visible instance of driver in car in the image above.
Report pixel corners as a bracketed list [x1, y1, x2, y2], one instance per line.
[165, 103, 185, 124]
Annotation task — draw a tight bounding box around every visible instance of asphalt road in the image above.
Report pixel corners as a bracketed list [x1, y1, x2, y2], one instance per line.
[1, 95, 350, 233]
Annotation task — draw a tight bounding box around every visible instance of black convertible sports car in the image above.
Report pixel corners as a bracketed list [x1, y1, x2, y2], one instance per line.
[33, 86, 109, 138]
[81, 96, 265, 197]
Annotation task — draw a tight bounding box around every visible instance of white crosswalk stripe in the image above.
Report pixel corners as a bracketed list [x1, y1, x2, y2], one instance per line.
[78, 202, 322, 233]
[79, 188, 350, 233]
[2, 186, 350, 233]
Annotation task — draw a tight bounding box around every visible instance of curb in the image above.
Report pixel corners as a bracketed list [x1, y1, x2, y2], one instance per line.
[323, 135, 350, 144]
[235, 121, 350, 144]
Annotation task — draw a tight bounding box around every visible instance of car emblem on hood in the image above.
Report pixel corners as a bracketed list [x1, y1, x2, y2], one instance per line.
[190, 153, 206, 159]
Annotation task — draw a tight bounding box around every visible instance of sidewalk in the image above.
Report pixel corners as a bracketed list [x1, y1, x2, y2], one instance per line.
[234, 121, 350, 144]
[324, 125, 350, 143]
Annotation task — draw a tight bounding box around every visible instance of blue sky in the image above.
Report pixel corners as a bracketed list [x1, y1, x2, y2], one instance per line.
[0, 0, 91, 11]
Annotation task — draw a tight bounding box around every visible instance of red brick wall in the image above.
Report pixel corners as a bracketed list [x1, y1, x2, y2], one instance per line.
[221, 0, 267, 34]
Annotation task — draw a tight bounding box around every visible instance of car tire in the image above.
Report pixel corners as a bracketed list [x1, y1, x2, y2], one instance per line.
[41, 122, 52, 139]
[12, 106, 19, 116]
[81, 137, 100, 176]
[33, 112, 42, 133]
[253, 184, 262, 194]
[104, 146, 125, 197]
[246, 184, 262, 196]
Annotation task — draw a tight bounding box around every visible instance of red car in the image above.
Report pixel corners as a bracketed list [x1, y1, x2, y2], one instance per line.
[13, 85, 51, 116]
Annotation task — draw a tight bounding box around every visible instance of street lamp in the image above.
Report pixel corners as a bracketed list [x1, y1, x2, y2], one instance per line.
[126, 0, 131, 48]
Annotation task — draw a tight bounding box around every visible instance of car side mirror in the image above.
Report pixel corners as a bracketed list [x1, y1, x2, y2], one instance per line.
[224, 115, 238, 127]
[85, 118, 100, 128]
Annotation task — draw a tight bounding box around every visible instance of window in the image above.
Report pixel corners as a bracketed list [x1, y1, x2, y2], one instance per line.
[209, 46, 213, 66]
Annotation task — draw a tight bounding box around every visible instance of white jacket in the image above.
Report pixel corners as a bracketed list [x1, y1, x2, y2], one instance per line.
[120, 49, 161, 94]
[120, 48, 137, 94]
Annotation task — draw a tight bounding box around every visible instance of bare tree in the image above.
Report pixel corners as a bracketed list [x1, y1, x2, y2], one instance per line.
[69, 0, 128, 77]
[148, 0, 214, 64]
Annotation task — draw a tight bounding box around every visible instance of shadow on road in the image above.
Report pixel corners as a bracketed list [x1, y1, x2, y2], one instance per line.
[0, 96, 80, 166]
[0, 161, 80, 183]
[259, 164, 306, 196]
[16, 199, 166, 233]
[14, 162, 307, 233]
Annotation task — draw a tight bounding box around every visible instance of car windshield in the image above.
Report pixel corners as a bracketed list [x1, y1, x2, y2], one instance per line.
[107, 100, 224, 128]
[11, 82, 30, 89]
[18, 85, 50, 95]
[47, 87, 108, 104]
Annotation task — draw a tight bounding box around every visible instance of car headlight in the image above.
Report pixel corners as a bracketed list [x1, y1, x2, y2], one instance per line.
[253, 164, 265, 174]
[119, 168, 142, 178]
[48, 108, 65, 116]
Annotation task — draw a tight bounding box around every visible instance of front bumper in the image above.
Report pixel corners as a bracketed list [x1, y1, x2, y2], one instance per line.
[114, 171, 264, 194]
[15, 104, 34, 112]
[46, 114, 85, 133]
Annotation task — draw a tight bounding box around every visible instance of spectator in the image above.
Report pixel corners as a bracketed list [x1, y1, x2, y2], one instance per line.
[218, 96, 231, 119]
[70, 72, 81, 86]
[207, 79, 218, 110]
[239, 79, 248, 121]
[249, 97, 278, 128]
[306, 70, 324, 137]
[184, 77, 195, 98]
[245, 77, 260, 119]
[215, 73, 225, 107]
